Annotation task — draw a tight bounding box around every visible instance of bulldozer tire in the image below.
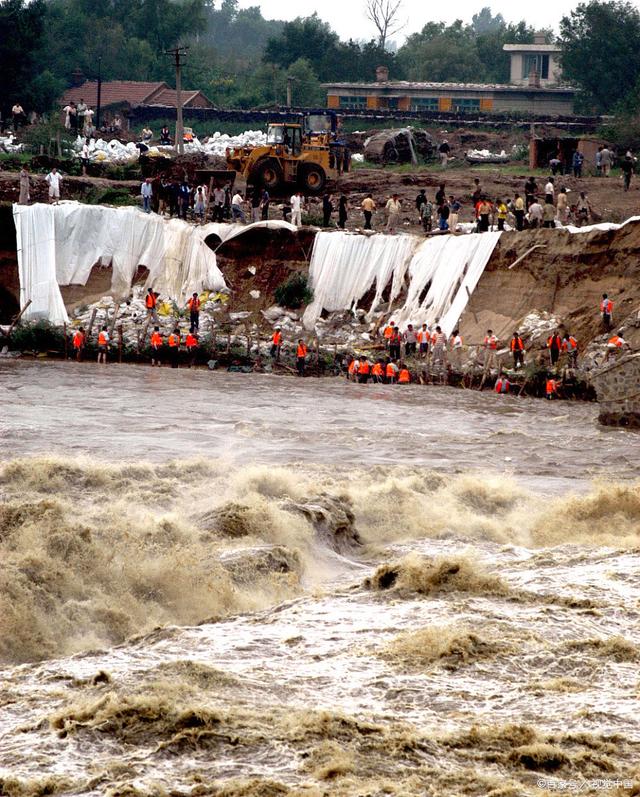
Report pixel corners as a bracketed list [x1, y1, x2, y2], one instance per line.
[253, 160, 283, 191]
[299, 164, 326, 194]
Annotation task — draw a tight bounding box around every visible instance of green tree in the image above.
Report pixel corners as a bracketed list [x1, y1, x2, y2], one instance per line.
[263, 14, 340, 79]
[471, 7, 505, 34]
[0, 0, 50, 113]
[286, 58, 324, 107]
[559, 0, 640, 112]
[399, 21, 483, 82]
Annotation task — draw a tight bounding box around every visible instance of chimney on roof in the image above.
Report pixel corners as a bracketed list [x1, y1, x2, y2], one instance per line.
[533, 31, 547, 45]
[376, 65, 389, 83]
[71, 68, 84, 87]
[528, 63, 541, 88]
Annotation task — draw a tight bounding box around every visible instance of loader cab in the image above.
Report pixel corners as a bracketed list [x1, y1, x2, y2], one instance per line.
[267, 124, 302, 155]
[303, 112, 338, 139]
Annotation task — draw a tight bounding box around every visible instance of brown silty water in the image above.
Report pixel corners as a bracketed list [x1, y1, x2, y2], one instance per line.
[1, 360, 639, 796]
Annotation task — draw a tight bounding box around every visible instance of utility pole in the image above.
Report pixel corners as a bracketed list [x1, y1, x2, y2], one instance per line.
[166, 46, 189, 155]
[96, 56, 102, 130]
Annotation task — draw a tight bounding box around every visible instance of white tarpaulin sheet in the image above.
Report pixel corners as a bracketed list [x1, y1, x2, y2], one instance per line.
[303, 232, 419, 329]
[393, 232, 502, 334]
[203, 220, 298, 247]
[12, 202, 227, 324]
[303, 230, 502, 335]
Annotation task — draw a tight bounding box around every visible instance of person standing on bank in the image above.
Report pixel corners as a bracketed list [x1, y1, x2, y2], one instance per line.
[361, 194, 376, 230]
[338, 194, 348, 229]
[271, 327, 282, 360]
[322, 193, 333, 227]
[168, 328, 181, 368]
[439, 139, 450, 167]
[547, 329, 563, 365]
[145, 288, 159, 323]
[46, 167, 62, 204]
[188, 292, 200, 332]
[296, 339, 307, 376]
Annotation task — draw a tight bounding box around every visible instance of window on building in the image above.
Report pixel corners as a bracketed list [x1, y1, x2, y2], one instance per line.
[411, 97, 439, 111]
[522, 54, 550, 80]
[452, 98, 480, 112]
[339, 96, 368, 109]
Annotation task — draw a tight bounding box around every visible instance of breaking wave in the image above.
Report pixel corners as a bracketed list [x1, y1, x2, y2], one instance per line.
[1, 455, 639, 664]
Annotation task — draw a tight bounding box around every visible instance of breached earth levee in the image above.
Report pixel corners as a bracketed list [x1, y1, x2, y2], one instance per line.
[1, 363, 640, 797]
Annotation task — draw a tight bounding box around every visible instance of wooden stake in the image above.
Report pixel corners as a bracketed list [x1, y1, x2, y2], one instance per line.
[87, 308, 97, 339]
[7, 299, 32, 337]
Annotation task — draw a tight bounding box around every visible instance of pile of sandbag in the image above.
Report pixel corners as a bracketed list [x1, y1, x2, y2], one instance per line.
[364, 128, 435, 164]
[465, 148, 509, 164]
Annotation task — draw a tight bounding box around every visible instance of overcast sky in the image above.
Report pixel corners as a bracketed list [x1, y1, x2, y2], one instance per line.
[237, 0, 605, 41]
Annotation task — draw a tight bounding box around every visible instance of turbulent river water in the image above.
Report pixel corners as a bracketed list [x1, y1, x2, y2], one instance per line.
[1, 360, 640, 797]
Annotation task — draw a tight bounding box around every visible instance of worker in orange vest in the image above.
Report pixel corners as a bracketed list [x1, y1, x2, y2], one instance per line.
[510, 331, 524, 370]
[600, 293, 614, 330]
[347, 356, 359, 381]
[187, 292, 201, 332]
[185, 331, 198, 367]
[495, 373, 510, 394]
[97, 326, 109, 364]
[546, 377, 560, 400]
[417, 323, 430, 358]
[145, 288, 159, 323]
[270, 327, 282, 360]
[398, 364, 411, 384]
[389, 326, 402, 360]
[562, 333, 578, 367]
[72, 327, 85, 362]
[371, 360, 384, 383]
[296, 339, 307, 376]
[606, 331, 630, 359]
[547, 330, 563, 366]
[385, 359, 399, 384]
[357, 357, 371, 384]
[150, 326, 163, 367]
[383, 321, 396, 346]
[168, 327, 180, 368]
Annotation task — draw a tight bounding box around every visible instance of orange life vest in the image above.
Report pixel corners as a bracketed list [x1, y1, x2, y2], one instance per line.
[495, 378, 509, 393]
[186, 334, 197, 348]
[386, 363, 396, 379]
[510, 337, 524, 351]
[297, 343, 307, 358]
[150, 332, 162, 348]
[389, 330, 401, 344]
[608, 335, 624, 348]
[547, 335, 562, 349]
[417, 329, 429, 344]
[383, 325, 395, 339]
[145, 292, 157, 309]
[98, 332, 108, 346]
[562, 336, 578, 352]
[348, 360, 358, 375]
[371, 363, 383, 376]
[600, 299, 613, 314]
[358, 360, 370, 375]
[546, 379, 557, 395]
[484, 335, 497, 350]
[72, 332, 84, 349]
[398, 369, 410, 383]
[168, 334, 179, 347]
[188, 296, 201, 312]
[272, 331, 282, 346]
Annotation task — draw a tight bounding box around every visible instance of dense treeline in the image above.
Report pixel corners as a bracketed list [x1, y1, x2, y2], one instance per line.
[1, 0, 640, 120]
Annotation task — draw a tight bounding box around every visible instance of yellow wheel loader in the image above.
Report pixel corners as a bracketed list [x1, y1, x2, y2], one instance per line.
[225, 112, 351, 195]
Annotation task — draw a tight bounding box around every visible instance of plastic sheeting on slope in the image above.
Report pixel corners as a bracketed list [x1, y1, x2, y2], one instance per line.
[303, 230, 502, 336]
[393, 232, 502, 334]
[303, 232, 419, 330]
[12, 202, 226, 325]
[202, 220, 298, 247]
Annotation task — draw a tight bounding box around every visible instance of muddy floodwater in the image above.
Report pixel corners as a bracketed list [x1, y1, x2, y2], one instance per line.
[1, 360, 639, 797]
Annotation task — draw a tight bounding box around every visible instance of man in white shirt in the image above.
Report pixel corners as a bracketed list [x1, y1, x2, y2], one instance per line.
[212, 186, 225, 222]
[600, 146, 613, 176]
[385, 193, 402, 233]
[528, 200, 543, 228]
[290, 192, 303, 226]
[140, 178, 153, 213]
[544, 177, 555, 203]
[46, 168, 62, 203]
[232, 192, 246, 223]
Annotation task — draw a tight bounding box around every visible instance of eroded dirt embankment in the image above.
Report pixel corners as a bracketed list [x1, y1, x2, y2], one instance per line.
[1, 197, 639, 354]
[462, 223, 640, 348]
